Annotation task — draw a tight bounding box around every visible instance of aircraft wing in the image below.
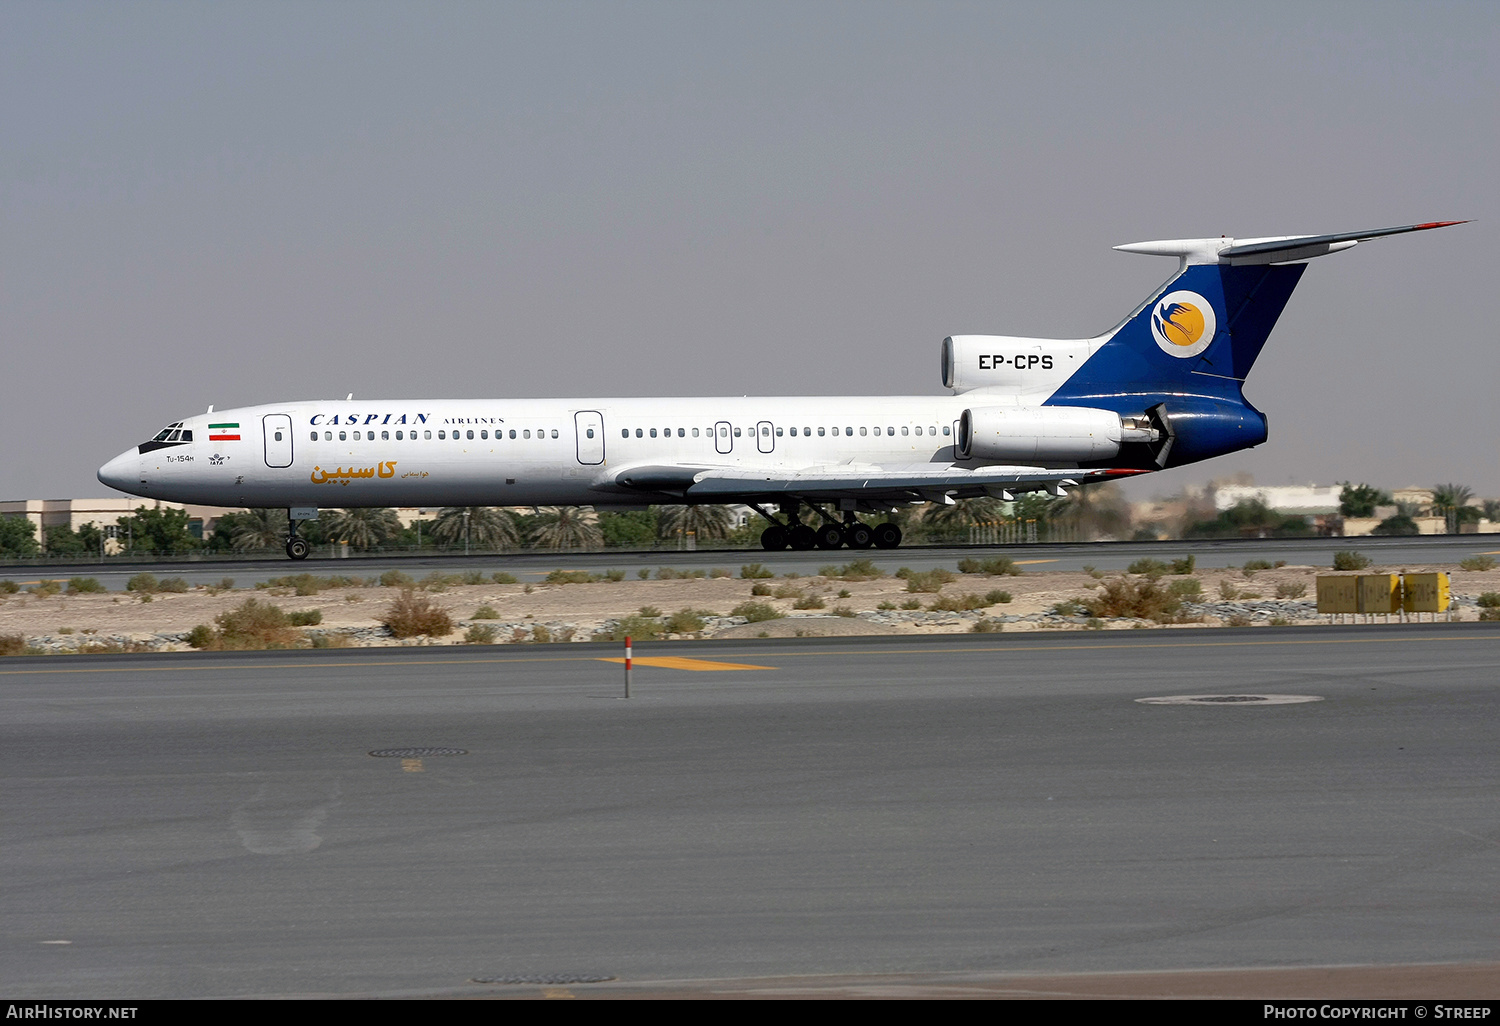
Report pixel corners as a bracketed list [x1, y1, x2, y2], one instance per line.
[678, 463, 1149, 504]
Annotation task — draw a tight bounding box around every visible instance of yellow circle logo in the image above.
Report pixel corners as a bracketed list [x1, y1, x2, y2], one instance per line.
[1149, 291, 1216, 358]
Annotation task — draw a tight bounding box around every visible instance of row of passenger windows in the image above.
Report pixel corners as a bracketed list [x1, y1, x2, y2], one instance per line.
[623, 425, 950, 438]
[311, 428, 559, 442]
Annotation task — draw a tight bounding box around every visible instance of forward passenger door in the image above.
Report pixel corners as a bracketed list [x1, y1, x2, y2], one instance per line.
[263, 414, 293, 468]
[574, 411, 604, 465]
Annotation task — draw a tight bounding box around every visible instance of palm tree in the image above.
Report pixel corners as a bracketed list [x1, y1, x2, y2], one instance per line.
[1056, 482, 1131, 540]
[1431, 483, 1477, 535]
[529, 506, 603, 550]
[657, 505, 736, 544]
[230, 508, 288, 551]
[322, 508, 403, 550]
[920, 497, 1008, 540]
[431, 506, 519, 550]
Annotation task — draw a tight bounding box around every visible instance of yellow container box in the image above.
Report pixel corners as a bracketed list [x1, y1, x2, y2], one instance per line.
[1357, 574, 1402, 614]
[1316, 576, 1359, 614]
[1401, 573, 1450, 613]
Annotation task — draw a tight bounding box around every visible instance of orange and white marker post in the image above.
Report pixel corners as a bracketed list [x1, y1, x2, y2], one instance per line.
[624, 635, 632, 699]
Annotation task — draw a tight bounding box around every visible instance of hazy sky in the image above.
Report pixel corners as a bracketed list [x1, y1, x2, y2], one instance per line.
[3, 1, 1495, 502]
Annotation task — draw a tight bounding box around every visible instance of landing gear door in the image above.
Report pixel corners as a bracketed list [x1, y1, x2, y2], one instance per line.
[575, 410, 605, 465]
[756, 420, 774, 454]
[714, 420, 732, 455]
[263, 414, 293, 468]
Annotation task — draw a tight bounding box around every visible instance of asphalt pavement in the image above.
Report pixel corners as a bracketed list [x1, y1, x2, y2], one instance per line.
[4, 533, 1497, 590]
[3, 624, 1499, 997]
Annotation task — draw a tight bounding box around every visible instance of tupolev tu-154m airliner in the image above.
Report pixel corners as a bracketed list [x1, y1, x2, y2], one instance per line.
[98, 222, 1463, 559]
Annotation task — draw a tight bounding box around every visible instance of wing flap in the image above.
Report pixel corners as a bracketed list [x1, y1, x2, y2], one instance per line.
[683, 464, 1148, 502]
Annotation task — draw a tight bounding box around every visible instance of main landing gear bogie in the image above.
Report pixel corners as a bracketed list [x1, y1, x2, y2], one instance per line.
[757, 504, 903, 551]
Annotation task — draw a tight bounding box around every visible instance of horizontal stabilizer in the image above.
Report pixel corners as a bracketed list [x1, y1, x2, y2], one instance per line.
[1115, 221, 1466, 266]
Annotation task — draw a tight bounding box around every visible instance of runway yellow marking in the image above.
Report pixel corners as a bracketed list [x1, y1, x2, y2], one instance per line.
[401, 758, 424, 772]
[598, 656, 774, 672]
[2, 633, 1499, 677]
[1014, 559, 1058, 565]
[541, 988, 575, 999]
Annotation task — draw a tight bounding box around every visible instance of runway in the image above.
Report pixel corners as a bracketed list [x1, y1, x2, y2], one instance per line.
[4, 625, 1500, 998]
[4, 533, 1496, 590]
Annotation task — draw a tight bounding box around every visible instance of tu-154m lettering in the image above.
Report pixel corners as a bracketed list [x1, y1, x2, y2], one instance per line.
[99, 222, 1464, 559]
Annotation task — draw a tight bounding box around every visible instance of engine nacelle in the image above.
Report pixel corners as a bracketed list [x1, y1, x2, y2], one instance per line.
[942, 334, 1089, 393]
[958, 406, 1123, 463]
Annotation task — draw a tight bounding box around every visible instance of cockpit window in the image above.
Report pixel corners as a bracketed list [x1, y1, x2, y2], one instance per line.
[152, 422, 183, 442]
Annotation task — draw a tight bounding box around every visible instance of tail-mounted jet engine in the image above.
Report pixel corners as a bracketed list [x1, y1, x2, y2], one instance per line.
[956, 406, 1158, 463]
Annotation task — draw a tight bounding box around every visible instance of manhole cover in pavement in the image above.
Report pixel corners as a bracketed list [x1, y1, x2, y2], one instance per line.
[471, 975, 616, 986]
[368, 747, 469, 758]
[1135, 694, 1324, 706]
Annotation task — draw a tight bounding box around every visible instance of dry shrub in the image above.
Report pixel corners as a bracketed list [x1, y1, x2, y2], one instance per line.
[731, 601, 779, 622]
[0, 633, 29, 656]
[594, 616, 663, 642]
[929, 593, 988, 612]
[214, 598, 303, 650]
[905, 569, 956, 593]
[464, 624, 498, 644]
[381, 588, 454, 638]
[1085, 577, 1186, 623]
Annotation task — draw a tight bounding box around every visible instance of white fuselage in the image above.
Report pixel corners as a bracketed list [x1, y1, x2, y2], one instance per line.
[100, 395, 1004, 509]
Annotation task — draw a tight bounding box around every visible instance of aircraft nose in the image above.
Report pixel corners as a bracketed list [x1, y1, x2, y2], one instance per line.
[98, 449, 140, 492]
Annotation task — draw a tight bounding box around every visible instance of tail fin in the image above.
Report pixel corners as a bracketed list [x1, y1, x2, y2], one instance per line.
[1048, 221, 1466, 409]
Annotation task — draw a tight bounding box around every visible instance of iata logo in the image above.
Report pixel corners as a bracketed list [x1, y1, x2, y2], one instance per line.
[1150, 291, 1216, 358]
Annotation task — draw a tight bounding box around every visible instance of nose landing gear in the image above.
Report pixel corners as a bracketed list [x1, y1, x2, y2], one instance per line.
[285, 511, 311, 560]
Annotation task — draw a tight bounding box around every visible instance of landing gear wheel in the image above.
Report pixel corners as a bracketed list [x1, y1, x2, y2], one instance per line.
[760, 525, 789, 551]
[873, 523, 902, 549]
[788, 525, 818, 550]
[285, 537, 311, 560]
[844, 523, 874, 549]
[814, 523, 846, 550]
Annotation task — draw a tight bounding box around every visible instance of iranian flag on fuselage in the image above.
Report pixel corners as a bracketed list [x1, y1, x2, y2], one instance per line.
[208, 422, 241, 442]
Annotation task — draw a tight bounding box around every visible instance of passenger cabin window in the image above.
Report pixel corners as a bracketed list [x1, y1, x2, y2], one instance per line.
[424, 430, 432, 439]
[383, 430, 390, 440]
[635, 428, 643, 438]
[692, 428, 699, 437]
[650, 428, 657, 438]
[551, 429, 558, 438]
[467, 430, 474, 440]
[586, 428, 594, 438]
[396, 430, 403, 440]
[942, 426, 950, 434]
[274, 430, 283, 441]
[733, 427, 741, 437]
[622, 429, 629, 438]
[309, 431, 317, 441]
[339, 431, 347, 441]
